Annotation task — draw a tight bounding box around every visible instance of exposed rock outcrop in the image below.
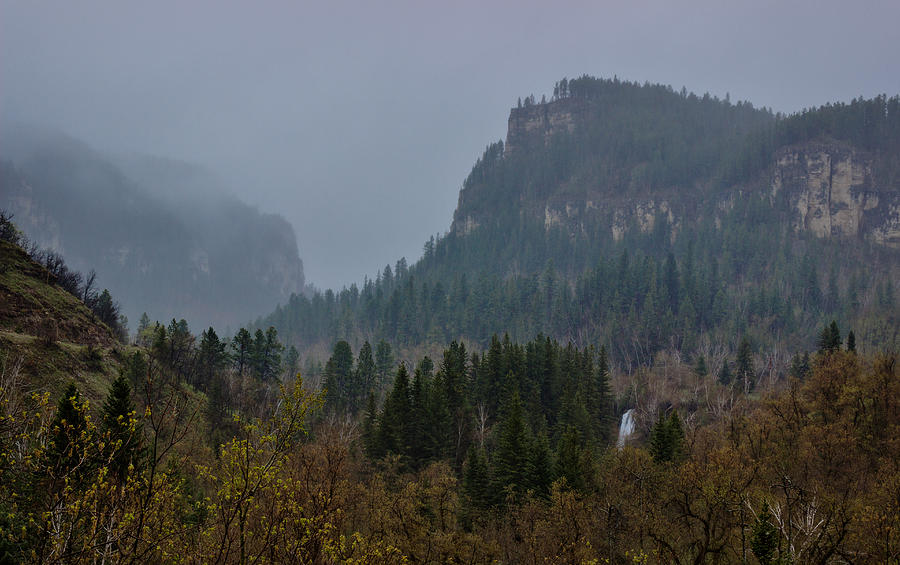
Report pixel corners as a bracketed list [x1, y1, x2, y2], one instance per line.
[773, 142, 900, 247]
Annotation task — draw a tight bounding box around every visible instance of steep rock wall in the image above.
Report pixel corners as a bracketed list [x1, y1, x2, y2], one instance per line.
[773, 142, 900, 247]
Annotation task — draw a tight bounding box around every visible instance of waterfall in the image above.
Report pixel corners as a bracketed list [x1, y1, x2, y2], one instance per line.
[616, 409, 635, 449]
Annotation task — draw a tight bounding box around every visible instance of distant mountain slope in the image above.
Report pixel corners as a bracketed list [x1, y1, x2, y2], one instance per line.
[1, 125, 307, 330]
[259, 78, 900, 368]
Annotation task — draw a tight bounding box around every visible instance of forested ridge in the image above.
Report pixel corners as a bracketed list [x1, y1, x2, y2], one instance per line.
[258, 79, 899, 371]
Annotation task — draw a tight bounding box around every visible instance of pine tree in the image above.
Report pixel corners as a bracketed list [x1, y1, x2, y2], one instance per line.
[750, 501, 780, 565]
[462, 446, 492, 514]
[356, 341, 376, 398]
[554, 425, 584, 491]
[694, 355, 708, 377]
[592, 346, 615, 445]
[491, 391, 534, 498]
[48, 383, 90, 477]
[846, 330, 856, 353]
[374, 340, 395, 389]
[649, 413, 670, 463]
[324, 340, 354, 412]
[284, 345, 300, 380]
[377, 363, 412, 459]
[362, 392, 379, 459]
[530, 427, 554, 498]
[102, 375, 142, 482]
[736, 336, 754, 392]
[231, 328, 252, 376]
[198, 327, 228, 390]
[817, 320, 841, 353]
[649, 410, 685, 463]
[667, 411, 685, 462]
[718, 361, 733, 386]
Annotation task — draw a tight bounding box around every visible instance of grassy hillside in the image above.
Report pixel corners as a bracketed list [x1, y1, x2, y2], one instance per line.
[0, 239, 125, 402]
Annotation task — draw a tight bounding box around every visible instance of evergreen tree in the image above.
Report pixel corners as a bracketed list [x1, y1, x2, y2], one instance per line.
[324, 340, 355, 412]
[231, 328, 252, 376]
[554, 425, 584, 491]
[718, 361, 733, 386]
[530, 426, 554, 497]
[667, 410, 685, 462]
[462, 446, 492, 514]
[284, 345, 300, 380]
[736, 336, 754, 392]
[377, 363, 413, 459]
[374, 340, 395, 389]
[197, 327, 228, 390]
[362, 392, 378, 459]
[846, 330, 856, 353]
[649, 410, 685, 463]
[817, 320, 841, 353]
[491, 391, 533, 498]
[649, 414, 669, 463]
[789, 352, 811, 380]
[101, 375, 141, 482]
[693, 355, 708, 377]
[591, 346, 615, 445]
[48, 383, 90, 477]
[750, 501, 780, 565]
[356, 341, 376, 398]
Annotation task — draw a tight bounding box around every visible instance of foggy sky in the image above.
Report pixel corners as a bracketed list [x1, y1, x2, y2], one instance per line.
[3, 0, 899, 290]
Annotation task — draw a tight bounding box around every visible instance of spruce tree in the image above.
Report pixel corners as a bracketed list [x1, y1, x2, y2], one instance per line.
[649, 413, 670, 463]
[377, 363, 412, 459]
[530, 425, 554, 497]
[667, 410, 685, 462]
[718, 361, 733, 386]
[750, 501, 780, 565]
[362, 392, 379, 459]
[324, 340, 354, 412]
[48, 383, 90, 477]
[554, 425, 584, 490]
[462, 446, 492, 513]
[736, 337, 754, 392]
[102, 374, 142, 482]
[846, 330, 856, 353]
[356, 341, 376, 398]
[693, 355, 708, 377]
[491, 391, 533, 498]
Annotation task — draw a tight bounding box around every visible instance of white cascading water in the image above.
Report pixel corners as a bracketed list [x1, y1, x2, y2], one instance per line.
[616, 409, 635, 449]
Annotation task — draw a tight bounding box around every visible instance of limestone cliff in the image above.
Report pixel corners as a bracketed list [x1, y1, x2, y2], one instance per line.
[505, 97, 591, 155]
[455, 93, 900, 250]
[773, 142, 900, 247]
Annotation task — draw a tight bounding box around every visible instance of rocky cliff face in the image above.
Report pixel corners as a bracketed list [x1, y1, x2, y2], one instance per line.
[773, 142, 900, 247]
[505, 97, 591, 155]
[459, 97, 900, 250]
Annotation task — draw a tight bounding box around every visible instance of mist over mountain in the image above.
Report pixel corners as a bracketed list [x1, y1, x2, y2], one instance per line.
[259, 78, 900, 368]
[1, 124, 307, 330]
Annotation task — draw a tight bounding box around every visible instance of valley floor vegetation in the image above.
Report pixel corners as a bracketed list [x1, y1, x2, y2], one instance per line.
[1, 321, 897, 564]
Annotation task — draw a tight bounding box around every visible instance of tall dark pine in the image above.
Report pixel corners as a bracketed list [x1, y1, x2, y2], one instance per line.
[198, 327, 228, 390]
[817, 320, 842, 353]
[324, 340, 355, 412]
[375, 340, 395, 389]
[376, 363, 413, 459]
[356, 341, 376, 400]
[736, 337, 754, 392]
[231, 328, 253, 376]
[48, 383, 89, 478]
[102, 375, 142, 482]
[491, 391, 534, 499]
